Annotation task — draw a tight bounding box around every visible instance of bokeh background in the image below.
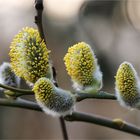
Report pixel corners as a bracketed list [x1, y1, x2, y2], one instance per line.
[0, 0, 140, 139]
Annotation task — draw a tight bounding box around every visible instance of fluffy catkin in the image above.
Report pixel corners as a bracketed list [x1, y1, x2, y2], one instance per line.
[33, 77, 75, 117]
[64, 42, 102, 93]
[9, 27, 52, 83]
[115, 62, 140, 109]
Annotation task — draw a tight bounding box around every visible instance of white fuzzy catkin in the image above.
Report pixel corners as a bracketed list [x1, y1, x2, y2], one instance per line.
[0, 62, 20, 88]
[33, 77, 75, 117]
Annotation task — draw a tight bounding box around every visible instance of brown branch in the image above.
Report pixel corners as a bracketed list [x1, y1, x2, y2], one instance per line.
[76, 91, 116, 102]
[34, 0, 46, 44]
[0, 83, 33, 95]
[0, 98, 139, 136]
[0, 82, 116, 101]
[34, 1, 68, 139]
[65, 111, 140, 137]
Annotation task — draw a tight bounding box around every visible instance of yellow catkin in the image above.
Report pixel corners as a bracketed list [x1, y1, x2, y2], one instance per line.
[33, 77, 75, 116]
[64, 42, 96, 86]
[9, 27, 51, 83]
[115, 62, 139, 106]
[33, 77, 54, 104]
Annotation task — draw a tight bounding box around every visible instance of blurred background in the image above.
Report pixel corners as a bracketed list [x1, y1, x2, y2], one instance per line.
[0, 0, 140, 139]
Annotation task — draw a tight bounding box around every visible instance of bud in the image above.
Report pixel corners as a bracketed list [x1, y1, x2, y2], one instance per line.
[0, 62, 20, 88]
[9, 27, 52, 83]
[113, 118, 124, 128]
[33, 77, 75, 117]
[64, 42, 102, 93]
[115, 62, 140, 109]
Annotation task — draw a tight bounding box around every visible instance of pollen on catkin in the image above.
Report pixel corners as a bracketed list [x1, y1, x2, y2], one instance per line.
[64, 42, 102, 92]
[115, 62, 140, 109]
[33, 77, 75, 117]
[9, 27, 52, 83]
[0, 62, 20, 88]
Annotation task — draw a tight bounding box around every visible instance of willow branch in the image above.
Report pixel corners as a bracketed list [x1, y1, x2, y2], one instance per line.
[34, 0, 68, 140]
[34, 0, 46, 44]
[0, 82, 116, 100]
[0, 98, 41, 111]
[65, 112, 140, 136]
[76, 91, 116, 102]
[0, 98, 139, 136]
[0, 82, 116, 101]
[0, 83, 33, 94]
[59, 116, 69, 140]
[52, 59, 68, 140]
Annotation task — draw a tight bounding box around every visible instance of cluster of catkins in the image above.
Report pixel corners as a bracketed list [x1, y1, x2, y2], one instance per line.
[0, 27, 140, 117]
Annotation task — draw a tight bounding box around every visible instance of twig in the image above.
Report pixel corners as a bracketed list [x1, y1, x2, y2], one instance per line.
[34, 0, 46, 43]
[76, 91, 116, 102]
[60, 117, 68, 140]
[34, 1, 68, 139]
[0, 83, 33, 94]
[0, 98, 41, 111]
[0, 82, 116, 100]
[0, 98, 139, 136]
[52, 66, 68, 140]
[65, 112, 140, 137]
